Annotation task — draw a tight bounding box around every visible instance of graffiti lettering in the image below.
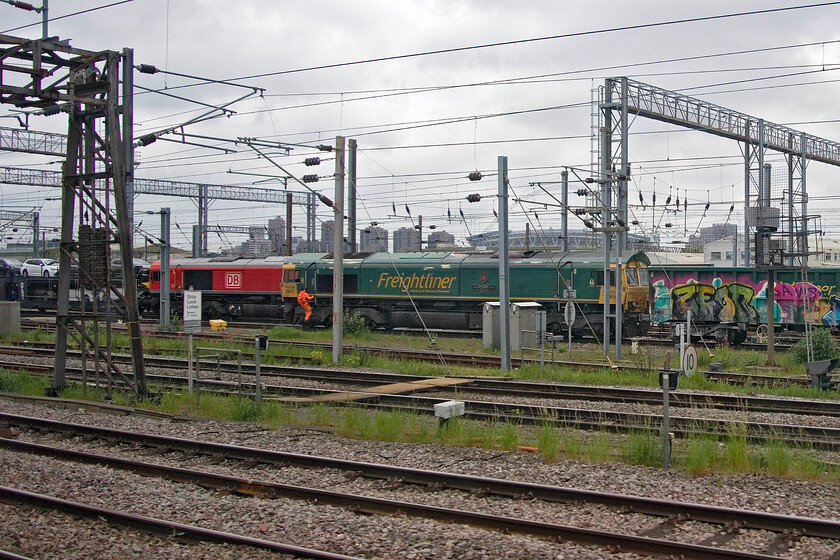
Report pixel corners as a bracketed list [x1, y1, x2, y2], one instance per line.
[774, 282, 822, 305]
[670, 283, 717, 321]
[652, 273, 834, 326]
[715, 282, 760, 324]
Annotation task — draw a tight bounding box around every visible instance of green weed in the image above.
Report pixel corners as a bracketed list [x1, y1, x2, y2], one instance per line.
[682, 434, 719, 476]
[624, 430, 662, 467]
[536, 424, 560, 462]
[372, 410, 405, 441]
[587, 431, 613, 463]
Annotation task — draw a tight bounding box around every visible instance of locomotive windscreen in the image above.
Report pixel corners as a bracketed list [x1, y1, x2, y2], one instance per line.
[183, 270, 212, 290]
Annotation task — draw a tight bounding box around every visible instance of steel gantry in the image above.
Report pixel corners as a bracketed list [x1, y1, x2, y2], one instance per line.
[0, 126, 66, 156]
[0, 34, 147, 396]
[601, 77, 840, 262]
[599, 77, 840, 362]
[0, 165, 319, 256]
[0, 210, 39, 255]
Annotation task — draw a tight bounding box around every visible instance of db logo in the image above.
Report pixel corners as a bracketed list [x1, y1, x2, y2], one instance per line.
[479, 272, 488, 283]
[224, 272, 242, 289]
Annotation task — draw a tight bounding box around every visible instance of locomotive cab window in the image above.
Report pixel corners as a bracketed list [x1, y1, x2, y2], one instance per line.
[184, 270, 212, 291]
[594, 270, 616, 287]
[316, 273, 332, 293]
[282, 269, 300, 282]
[625, 267, 639, 286]
[315, 272, 358, 293]
[638, 267, 649, 285]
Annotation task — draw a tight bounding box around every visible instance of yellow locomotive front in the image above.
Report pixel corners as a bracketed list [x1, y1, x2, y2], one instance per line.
[621, 252, 652, 336]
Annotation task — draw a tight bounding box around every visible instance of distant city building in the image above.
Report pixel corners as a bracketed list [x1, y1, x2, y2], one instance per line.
[690, 223, 737, 247]
[360, 226, 388, 252]
[243, 226, 272, 257]
[267, 215, 286, 254]
[468, 227, 652, 251]
[392, 227, 419, 253]
[468, 228, 599, 250]
[704, 235, 840, 268]
[290, 236, 304, 253]
[320, 220, 335, 253]
[427, 230, 455, 249]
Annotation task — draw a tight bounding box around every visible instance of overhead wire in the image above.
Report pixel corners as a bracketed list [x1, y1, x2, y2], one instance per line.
[1, 0, 135, 33]
[222, 3, 840, 82]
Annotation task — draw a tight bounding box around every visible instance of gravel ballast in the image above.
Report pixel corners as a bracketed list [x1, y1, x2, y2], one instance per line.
[3, 395, 840, 559]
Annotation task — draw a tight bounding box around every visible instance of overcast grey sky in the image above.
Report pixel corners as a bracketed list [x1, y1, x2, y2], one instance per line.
[3, 1, 840, 252]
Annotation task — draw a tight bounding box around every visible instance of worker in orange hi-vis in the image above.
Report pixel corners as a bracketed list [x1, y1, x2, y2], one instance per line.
[297, 289, 314, 321]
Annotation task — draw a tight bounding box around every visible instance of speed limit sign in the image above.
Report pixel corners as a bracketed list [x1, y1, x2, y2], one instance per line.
[682, 344, 698, 376]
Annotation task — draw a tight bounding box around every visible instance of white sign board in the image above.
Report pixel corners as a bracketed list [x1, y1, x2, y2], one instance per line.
[184, 291, 202, 334]
[564, 301, 576, 326]
[682, 344, 698, 376]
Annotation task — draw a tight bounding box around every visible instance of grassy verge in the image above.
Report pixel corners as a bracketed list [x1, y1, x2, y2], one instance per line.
[3, 366, 838, 482]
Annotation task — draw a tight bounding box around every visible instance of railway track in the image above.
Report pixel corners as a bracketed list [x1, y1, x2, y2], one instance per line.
[19, 318, 818, 377]
[0, 344, 830, 416]
[10, 327, 655, 371]
[3, 411, 839, 559]
[5, 353, 840, 451]
[0, 485, 360, 560]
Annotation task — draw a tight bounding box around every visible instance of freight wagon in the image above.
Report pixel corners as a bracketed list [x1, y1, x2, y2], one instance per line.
[649, 265, 840, 344]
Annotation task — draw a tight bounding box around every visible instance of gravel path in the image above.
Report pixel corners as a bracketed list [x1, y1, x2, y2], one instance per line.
[3, 396, 840, 558]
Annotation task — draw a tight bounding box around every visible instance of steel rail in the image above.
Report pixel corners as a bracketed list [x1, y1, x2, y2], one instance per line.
[0, 485, 361, 560]
[1, 413, 837, 539]
[5, 360, 840, 450]
[1, 424, 833, 557]
[0, 343, 830, 416]
[0, 550, 34, 560]
[704, 370, 811, 387]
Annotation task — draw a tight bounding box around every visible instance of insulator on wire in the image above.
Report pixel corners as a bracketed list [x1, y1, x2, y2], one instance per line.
[704, 202, 710, 211]
[493, 209, 498, 218]
[42, 105, 61, 116]
[468, 171, 482, 181]
[405, 204, 411, 216]
[136, 64, 159, 74]
[302, 174, 319, 183]
[466, 193, 481, 203]
[729, 204, 735, 214]
[583, 220, 594, 229]
[573, 208, 586, 216]
[137, 134, 157, 146]
[12, 1, 37, 11]
[631, 220, 639, 225]
[317, 144, 333, 152]
[665, 222, 673, 228]
[304, 157, 321, 166]
[576, 189, 588, 196]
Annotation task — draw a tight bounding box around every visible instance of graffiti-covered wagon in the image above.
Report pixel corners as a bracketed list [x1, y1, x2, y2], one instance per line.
[649, 265, 840, 345]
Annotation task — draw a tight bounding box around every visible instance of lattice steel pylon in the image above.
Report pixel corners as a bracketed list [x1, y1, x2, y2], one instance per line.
[0, 34, 147, 396]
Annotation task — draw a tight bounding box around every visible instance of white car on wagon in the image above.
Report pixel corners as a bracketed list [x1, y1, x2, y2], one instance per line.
[21, 258, 60, 277]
